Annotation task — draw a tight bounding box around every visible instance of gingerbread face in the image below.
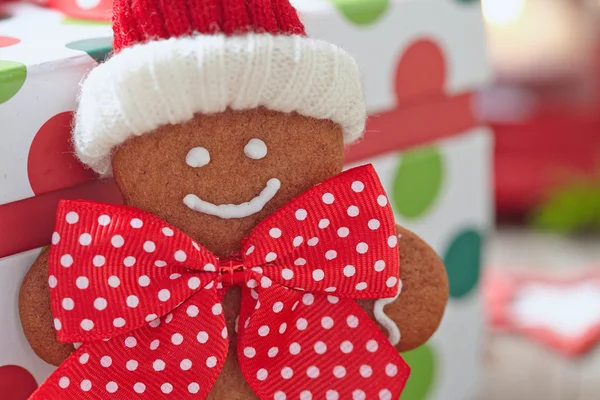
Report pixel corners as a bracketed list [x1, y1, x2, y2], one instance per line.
[112, 108, 345, 257]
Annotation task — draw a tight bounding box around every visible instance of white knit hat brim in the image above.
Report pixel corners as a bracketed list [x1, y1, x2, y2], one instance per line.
[74, 33, 366, 177]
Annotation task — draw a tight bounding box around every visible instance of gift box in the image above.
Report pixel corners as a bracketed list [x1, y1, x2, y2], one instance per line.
[336, 1, 492, 399]
[0, 1, 492, 399]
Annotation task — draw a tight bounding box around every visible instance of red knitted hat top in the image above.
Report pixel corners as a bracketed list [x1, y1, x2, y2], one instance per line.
[112, 0, 306, 53]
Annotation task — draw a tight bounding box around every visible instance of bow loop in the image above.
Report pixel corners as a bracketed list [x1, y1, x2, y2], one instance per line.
[49, 201, 220, 343]
[242, 165, 400, 299]
[31, 289, 229, 399]
[237, 284, 410, 399]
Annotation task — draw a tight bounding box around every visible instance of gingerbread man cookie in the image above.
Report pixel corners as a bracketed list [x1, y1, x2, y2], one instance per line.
[19, 1, 448, 398]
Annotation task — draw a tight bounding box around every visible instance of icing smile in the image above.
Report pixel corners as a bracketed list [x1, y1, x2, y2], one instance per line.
[183, 178, 281, 219]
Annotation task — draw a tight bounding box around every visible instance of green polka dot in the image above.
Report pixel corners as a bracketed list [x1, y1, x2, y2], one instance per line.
[62, 17, 111, 26]
[0, 61, 27, 104]
[66, 37, 113, 63]
[392, 147, 444, 219]
[401, 345, 436, 400]
[332, 0, 389, 26]
[444, 229, 482, 298]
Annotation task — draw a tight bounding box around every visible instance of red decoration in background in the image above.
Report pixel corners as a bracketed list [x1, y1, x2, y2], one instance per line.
[27, 112, 97, 196]
[492, 41, 600, 215]
[493, 111, 600, 215]
[345, 39, 478, 164]
[485, 269, 600, 357]
[33, 166, 408, 400]
[0, 365, 38, 400]
[0, 36, 21, 47]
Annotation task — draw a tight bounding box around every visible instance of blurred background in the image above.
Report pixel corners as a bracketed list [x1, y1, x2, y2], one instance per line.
[479, 0, 600, 399]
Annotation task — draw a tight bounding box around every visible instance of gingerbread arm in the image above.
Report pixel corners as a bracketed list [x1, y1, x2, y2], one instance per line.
[358, 225, 448, 352]
[18, 248, 75, 366]
[390, 225, 449, 351]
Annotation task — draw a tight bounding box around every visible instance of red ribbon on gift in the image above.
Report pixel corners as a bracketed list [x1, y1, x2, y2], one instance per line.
[31, 165, 410, 399]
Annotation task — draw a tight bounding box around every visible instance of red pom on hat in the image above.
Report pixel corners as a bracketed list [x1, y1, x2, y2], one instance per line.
[112, 0, 305, 53]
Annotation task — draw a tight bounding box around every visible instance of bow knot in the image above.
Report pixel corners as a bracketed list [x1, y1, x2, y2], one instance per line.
[219, 256, 248, 286]
[32, 165, 410, 400]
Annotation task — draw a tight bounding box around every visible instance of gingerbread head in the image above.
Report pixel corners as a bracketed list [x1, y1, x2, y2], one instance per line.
[19, 1, 449, 398]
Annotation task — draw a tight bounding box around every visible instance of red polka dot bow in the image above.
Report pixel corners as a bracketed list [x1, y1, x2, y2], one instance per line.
[32, 165, 410, 399]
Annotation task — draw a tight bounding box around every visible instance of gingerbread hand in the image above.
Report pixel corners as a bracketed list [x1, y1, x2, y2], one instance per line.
[19, 248, 75, 366]
[359, 225, 448, 352]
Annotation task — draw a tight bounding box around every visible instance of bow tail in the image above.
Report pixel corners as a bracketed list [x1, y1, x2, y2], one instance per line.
[237, 284, 411, 400]
[30, 287, 228, 399]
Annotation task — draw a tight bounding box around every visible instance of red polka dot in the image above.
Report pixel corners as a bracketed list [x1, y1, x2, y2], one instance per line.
[0, 365, 38, 400]
[395, 39, 446, 103]
[27, 112, 97, 195]
[0, 36, 20, 48]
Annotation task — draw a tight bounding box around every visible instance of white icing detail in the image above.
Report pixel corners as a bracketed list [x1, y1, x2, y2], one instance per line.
[183, 178, 281, 219]
[374, 280, 403, 346]
[244, 139, 268, 160]
[186, 147, 211, 168]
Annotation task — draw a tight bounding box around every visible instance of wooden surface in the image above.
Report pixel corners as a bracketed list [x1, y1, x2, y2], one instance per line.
[480, 227, 600, 400]
[484, 335, 600, 400]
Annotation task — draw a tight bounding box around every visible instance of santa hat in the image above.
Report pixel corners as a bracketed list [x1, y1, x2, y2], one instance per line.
[74, 0, 366, 177]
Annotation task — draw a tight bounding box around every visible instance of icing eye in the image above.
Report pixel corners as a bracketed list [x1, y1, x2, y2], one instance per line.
[244, 139, 267, 160]
[186, 147, 210, 168]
